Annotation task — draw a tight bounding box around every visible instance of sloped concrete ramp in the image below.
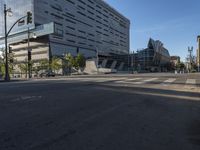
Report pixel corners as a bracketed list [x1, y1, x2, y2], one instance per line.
[84, 59, 98, 74]
[84, 59, 117, 74]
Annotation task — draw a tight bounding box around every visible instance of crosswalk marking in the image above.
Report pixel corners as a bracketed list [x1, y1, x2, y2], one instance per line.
[69, 78, 198, 91]
[184, 79, 196, 89]
[163, 78, 176, 83]
[186, 79, 196, 85]
[161, 78, 176, 86]
[115, 78, 142, 83]
[125, 78, 142, 81]
[144, 78, 158, 82]
[134, 78, 158, 84]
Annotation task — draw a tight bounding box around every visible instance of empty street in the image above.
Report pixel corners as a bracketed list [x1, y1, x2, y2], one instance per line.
[0, 73, 200, 150]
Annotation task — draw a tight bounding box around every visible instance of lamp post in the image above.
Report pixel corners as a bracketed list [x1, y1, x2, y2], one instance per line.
[131, 51, 134, 74]
[4, 4, 13, 81]
[3, 5, 31, 81]
[188, 46, 193, 73]
[128, 51, 130, 73]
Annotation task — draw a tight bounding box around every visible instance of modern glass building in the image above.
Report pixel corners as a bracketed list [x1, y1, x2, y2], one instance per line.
[135, 38, 171, 72]
[0, 0, 130, 64]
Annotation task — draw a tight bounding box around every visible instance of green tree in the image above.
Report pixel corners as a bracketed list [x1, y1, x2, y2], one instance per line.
[51, 57, 62, 74]
[63, 53, 75, 75]
[0, 58, 5, 78]
[76, 53, 86, 71]
[0, 52, 16, 78]
[65, 53, 74, 68]
[38, 59, 49, 71]
[18, 63, 28, 78]
[176, 62, 185, 72]
[63, 53, 86, 72]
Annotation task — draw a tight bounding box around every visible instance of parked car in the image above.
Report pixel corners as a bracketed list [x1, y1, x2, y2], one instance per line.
[39, 71, 56, 77]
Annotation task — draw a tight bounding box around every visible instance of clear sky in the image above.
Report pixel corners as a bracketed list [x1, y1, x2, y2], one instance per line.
[106, 0, 200, 61]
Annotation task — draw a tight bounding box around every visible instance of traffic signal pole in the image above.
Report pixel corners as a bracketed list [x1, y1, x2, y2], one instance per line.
[3, 8, 32, 81]
[27, 11, 33, 79]
[27, 27, 32, 79]
[4, 4, 10, 81]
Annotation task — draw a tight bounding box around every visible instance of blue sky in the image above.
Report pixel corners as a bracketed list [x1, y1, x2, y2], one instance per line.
[106, 0, 200, 61]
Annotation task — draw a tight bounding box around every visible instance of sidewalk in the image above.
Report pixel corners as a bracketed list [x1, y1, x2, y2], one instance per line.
[0, 79, 28, 83]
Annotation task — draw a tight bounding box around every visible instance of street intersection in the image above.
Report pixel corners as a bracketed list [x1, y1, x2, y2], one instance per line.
[0, 73, 200, 150]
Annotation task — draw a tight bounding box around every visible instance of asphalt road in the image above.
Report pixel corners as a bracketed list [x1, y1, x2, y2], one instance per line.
[0, 73, 200, 150]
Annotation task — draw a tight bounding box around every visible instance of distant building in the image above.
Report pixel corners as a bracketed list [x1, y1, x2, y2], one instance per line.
[135, 38, 171, 72]
[197, 36, 200, 72]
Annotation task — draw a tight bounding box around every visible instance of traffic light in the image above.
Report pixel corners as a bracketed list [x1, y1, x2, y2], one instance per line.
[27, 11, 32, 24]
[8, 46, 12, 53]
[28, 51, 31, 61]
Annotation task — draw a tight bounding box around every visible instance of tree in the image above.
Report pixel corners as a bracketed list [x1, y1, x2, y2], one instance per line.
[65, 53, 74, 68]
[76, 53, 86, 71]
[64, 53, 86, 71]
[51, 57, 62, 74]
[0, 50, 16, 78]
[0, 57, 5, 78]
[38, 59, 49, 71]
[63, 53, 74, 75]
[18, 63, 28, 78]
[176, 62, 185, 72]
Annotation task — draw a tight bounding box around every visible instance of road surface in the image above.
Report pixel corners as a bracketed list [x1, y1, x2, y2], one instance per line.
[0, 73, 200, 150]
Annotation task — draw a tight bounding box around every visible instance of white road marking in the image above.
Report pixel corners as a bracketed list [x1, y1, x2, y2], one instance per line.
[134, 78, 158, 84]
[161, 78, 176, 86]
[186, 79, 196, 85]
[184, 79, 196, 89]
[115, 78, 142, 83]
[77, 78, 123, 83]
[144, 78, 158, 82]
[125, 78, 142, 81]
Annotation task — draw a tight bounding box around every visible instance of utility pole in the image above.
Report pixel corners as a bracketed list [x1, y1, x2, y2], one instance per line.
[188, 46, 193, 73]
[27, 11, 33, 79]
[4, 4, 10, 81]
[27, 27, 32, 78]
[3, 4, 29, 81]
[128, 51, 130, 73]
[131, 51, 134, 74]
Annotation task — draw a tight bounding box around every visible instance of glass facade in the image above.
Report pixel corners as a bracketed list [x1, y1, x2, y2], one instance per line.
[0, 0, 34, 37]
[136, 38, 171, 72]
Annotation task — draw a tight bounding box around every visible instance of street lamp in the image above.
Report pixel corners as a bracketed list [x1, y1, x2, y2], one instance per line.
[4, 4, 13, 81]
[3, 5, 31, 81]
[131, 51, 134, 74]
